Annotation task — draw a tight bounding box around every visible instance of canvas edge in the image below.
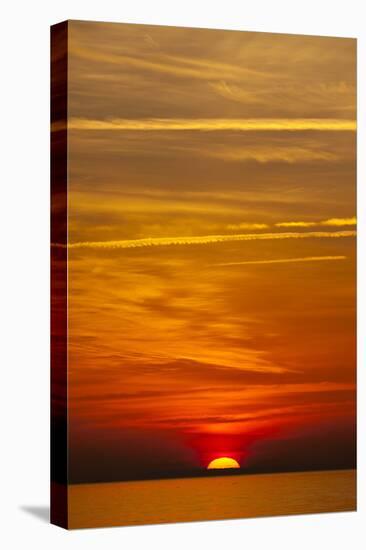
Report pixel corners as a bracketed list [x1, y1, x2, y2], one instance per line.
[50, 20, 69, 530]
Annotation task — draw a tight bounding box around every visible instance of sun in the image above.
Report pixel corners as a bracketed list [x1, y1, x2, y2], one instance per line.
[207, 457, 240, 470]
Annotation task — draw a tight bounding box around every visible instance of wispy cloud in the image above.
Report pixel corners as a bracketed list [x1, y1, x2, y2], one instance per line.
[209, 80, 262, 105]
[70, 43, 267, 82]
[276, 216, 356, 228]
[205, 145, 339, 163]
[226, 222, 269, 230]
[54, 117, 356, 132]
[53, 230, 356, 250]
[214, 256, 347, 267]
[321, 217, 357, 226]
[276, 221, 318, 228]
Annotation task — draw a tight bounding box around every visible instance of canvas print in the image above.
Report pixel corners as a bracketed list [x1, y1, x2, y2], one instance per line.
[51, 20, 356, 529]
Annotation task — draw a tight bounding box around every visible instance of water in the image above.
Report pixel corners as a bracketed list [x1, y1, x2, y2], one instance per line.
[68, 469, 356, 529]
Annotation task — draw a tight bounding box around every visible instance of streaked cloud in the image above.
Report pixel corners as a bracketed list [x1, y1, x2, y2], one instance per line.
[214, 256, 347, 267]
[226, 222, 269, 230]
[209, 80, 262, 105]
[276, 221, 318, 228]
[205, 145, 339, 163]
[321, 216, 357, 226]
[70, 43, 268, 82]
[276, 216, 356, 228]
[54, 230, 356, 250]
[55, 117, 356, 132]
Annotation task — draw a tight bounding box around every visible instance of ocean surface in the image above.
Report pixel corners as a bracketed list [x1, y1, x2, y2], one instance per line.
[68, 469, 356, 529]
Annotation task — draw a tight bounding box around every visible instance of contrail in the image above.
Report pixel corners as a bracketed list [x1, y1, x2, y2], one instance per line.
[214, 255, 348, 267]
[52, 230, 356, 250]
[276, 216, 356, 228]
[52, 117, 356, 132]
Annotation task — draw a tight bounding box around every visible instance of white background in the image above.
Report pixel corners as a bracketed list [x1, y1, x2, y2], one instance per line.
[1, 0, 365, 548]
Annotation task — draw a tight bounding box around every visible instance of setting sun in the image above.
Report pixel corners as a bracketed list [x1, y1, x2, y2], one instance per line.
[207, 457, 240, 470]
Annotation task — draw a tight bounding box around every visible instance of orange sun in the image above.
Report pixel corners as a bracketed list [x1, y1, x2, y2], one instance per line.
[207, 457, 240, 470]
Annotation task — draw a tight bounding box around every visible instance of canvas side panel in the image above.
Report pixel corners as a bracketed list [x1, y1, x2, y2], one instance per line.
[50, 20, 68, 529]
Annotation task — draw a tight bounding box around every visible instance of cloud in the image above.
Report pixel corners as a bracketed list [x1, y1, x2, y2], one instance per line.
[209, 80, 262, 105]
[226, 222, 269, 230]
[321, 216, 357, 226]
[70, 43, 268, 82]
[53, 230, 356, 250]
[53, 117, 356, 132]
[206, 146, 338, 163]
[276, 221, 317, 228]
[214, 256, 347, 267]
[276, 217, 356, 228]
[209, 79, 355, 117]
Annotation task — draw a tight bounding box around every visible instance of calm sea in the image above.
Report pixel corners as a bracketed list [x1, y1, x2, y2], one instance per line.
[68, 469, 356, 529]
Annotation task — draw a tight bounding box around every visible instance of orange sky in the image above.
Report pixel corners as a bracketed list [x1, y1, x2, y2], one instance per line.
[62, 21, 356, 482]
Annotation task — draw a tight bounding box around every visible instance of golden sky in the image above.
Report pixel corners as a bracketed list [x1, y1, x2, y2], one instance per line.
[63, 21, 356, 481]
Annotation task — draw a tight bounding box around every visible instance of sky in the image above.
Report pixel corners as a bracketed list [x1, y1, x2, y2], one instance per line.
[62, 21, 356, 482]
